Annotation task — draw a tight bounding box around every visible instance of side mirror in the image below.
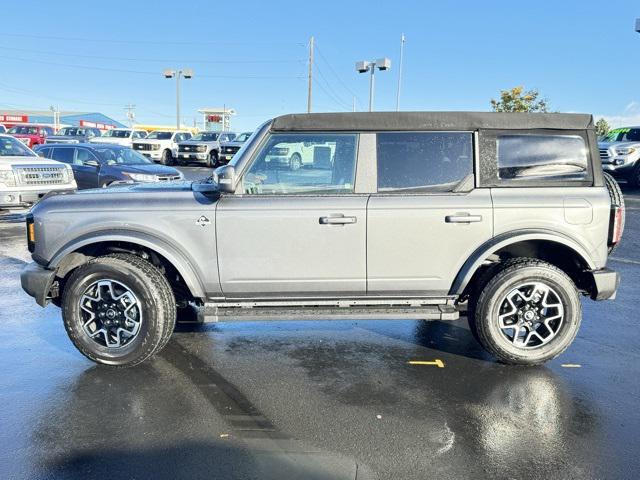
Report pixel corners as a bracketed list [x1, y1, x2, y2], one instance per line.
[83, 160, 99, 168]
[217, 165, 236, 193]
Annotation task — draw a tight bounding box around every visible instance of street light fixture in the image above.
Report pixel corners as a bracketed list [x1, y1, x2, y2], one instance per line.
[636, 18, 640, 33]
[163, 68, 193, 129]
[355, 58, 391, 112]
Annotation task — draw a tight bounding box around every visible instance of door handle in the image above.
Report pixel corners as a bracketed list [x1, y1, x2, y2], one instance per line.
[445, 214, 483, 223]
[319, 215, 357, 225]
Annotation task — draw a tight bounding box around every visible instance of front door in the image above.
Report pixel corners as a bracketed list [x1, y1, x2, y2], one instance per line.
[367, 131, 493, 296]
[216, 132, 367, 298]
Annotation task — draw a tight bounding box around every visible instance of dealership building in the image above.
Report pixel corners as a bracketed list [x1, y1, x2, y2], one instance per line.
[0, 109, 125, 131]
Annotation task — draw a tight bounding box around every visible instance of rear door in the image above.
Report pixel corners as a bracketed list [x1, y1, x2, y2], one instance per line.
[367, 131, 493, 296]
[216, 132, 367, 298]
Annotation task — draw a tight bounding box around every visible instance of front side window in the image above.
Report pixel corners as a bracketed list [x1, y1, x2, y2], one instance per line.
[377, 132, 473, 193]
[243, 133, 358, 195]
[497, 134, 588, 182]
[75, 149, 98, 165]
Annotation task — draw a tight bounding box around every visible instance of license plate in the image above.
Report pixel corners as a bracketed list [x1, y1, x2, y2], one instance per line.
[182, 154, 189, 158]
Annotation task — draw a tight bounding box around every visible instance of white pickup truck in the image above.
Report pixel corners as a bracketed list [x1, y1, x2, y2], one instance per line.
[132, 130, 193, 165]
[89, 128, 148, 148]
[0, 135, 76, 208]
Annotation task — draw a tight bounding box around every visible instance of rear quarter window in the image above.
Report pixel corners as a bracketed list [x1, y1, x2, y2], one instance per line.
[497, 134, 588, 182]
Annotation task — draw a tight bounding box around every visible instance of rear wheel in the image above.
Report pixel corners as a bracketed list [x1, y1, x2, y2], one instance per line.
[603, 171, 625, 253]
[472, 258, 581, 365]
[61, 254, 176, 366]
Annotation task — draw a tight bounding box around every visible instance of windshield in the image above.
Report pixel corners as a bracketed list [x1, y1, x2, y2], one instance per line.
[191, 132, 219, 141]
[57, 127, 86, 136]
[0, 136, 37, 156]
[146, 131, 173, 140]
[235, 132, 253, 143]
[95, 147, 152, 165]
[602, 128, 640, 143]
[103, 129, 132, 138]
[8, 126, 38, 135]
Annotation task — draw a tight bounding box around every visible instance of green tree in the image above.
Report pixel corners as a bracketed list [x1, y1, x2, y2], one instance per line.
[595, 118, 610, 137]
[490, 86, 549, 113]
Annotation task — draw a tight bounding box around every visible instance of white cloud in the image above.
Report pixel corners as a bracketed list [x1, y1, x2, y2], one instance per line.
[595, 100, 640, 128]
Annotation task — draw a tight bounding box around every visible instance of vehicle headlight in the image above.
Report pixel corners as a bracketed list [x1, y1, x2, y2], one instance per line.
[198, 145, 207, 152]
[152, 144, 161, 151]
[0, 169, 17, 187]
[124, 172, 159, 182]
[64, 165, 75, 183]
[615, 147, 636, 155]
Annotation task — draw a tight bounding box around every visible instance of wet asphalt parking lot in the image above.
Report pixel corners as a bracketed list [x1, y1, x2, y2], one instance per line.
[1, 166, 639, 479]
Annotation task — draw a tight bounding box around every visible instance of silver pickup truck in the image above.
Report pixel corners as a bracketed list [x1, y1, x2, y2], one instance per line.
[21, 112, 623, 367]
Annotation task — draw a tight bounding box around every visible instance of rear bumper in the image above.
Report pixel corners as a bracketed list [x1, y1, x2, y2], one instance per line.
[21, 262, 57, 307]
[590, 268, 619, 301]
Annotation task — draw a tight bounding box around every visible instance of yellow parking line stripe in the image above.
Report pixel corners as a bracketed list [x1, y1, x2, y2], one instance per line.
[408, 359, 445, 368]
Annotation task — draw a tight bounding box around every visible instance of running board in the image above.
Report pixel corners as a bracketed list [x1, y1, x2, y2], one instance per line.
[195, 304, 459, 323]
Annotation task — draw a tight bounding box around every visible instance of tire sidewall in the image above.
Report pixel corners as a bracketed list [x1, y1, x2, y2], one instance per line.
[62, 261, 164, 366]
[290, 153, 302, 170]
[478, 266, 581, 363]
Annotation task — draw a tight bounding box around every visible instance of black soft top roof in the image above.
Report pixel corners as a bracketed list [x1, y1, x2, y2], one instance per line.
[271, 111, 594, 132]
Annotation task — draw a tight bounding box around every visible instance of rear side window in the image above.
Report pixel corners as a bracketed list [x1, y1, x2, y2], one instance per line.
[497, 134, 588, 182]
[51, 147, 75, 164]
[376, 132, 473, 193]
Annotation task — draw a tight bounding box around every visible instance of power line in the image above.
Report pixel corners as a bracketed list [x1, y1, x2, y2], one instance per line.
[314, 43, 364, 108]
[314, 64, 352, 110]
[0, 32, 306, 47]
[0, 46, 306, 65]
[0, 54, 304, 79]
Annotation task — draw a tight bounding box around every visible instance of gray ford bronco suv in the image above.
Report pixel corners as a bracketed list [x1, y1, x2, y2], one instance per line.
[21, 112, 624, 367]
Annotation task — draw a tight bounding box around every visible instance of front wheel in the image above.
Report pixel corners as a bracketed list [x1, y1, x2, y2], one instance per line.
[472, 258, 581, 365]
[207, 150, 219, 168]
[289, 153, 302, 171]
[61, 254, 176, 366]
[160, 149, 173, 166]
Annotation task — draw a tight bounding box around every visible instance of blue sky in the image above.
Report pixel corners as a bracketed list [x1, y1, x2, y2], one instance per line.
[0, 0, 638, 131]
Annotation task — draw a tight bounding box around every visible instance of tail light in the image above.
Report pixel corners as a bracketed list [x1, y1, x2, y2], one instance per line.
[26, 213, 35, 253]
[609, 204, 624, 247]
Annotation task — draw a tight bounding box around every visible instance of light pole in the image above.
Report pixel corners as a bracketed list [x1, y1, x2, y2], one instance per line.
[163, 68, 193, 129]
[355, 58, 391, 111]
[636, 18, 640, 33]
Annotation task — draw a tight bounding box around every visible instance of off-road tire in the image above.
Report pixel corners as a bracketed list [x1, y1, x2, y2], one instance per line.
[473, 258, 582, 365]
[603, 171, 625, 253]
[160, 149, 173, 166]
[61, 253, 176, 366]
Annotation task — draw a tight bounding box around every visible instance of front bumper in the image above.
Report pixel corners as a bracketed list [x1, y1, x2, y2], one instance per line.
[0, 186, 76, 207]
[139, 150, 163, 160]
[178, 152, 209, 162]
[602, 160, 637, 176]
[21, 262, 57, 307]
[590, 268, 619, 301]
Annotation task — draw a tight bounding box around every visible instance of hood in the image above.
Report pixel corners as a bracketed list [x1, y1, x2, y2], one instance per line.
[180, 139, 217, 146]
[133, 138, 170, 145]
[110, 163, 182, 176]
[90, 137, 131, 145]
[222, 140, 244, 148]
[598, 140, 640, 148]
[0, 155, 67, 167]
[47, 134, 86, 140]
[9, 133, 37, 138]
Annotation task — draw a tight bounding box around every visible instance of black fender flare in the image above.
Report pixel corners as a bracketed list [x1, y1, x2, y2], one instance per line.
[449, 229, 597, 296]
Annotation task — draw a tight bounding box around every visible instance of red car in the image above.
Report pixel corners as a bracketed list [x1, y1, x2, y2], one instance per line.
[7, 124, 54, 148]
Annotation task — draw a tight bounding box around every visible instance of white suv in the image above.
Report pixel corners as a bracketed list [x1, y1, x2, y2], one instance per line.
[132, 131, 192, 165]
[89, 128, 148, 148]
[0, 135, 76, 208]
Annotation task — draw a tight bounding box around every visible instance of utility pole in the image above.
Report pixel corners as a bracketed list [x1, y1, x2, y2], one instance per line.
[396, 33, 405, 111]
[307, 36, 314, 113]
[124, 104, 136, 128]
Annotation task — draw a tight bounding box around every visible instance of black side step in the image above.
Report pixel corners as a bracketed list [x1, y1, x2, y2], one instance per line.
[196, 304, 459, 323]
